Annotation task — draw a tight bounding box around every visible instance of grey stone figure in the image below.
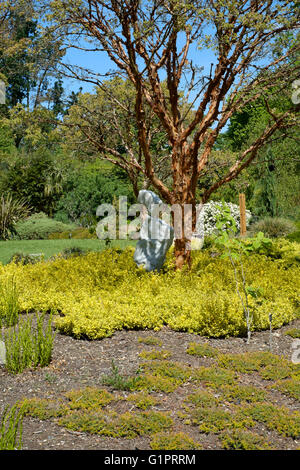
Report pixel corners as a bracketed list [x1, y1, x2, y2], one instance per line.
[134, 190, 174, 272]
[0, 340, 6, 365]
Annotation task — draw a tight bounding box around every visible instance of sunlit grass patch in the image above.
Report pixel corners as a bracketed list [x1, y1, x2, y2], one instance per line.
[126, 392, 160, 410]
[139, 349, 172, 360]
[217, 351, 281, 373]
[0, 403, 25, 450]
[259, 362, 298, 381]
[21, 397, 68, 420]
[216, 350, 299, 381]
[181, 388, 254, 434]
[192, 366, 237, 388]
[239, 403, 300, 439]
[130, 373, 181, 393]
[1, 312, 56, 374]
[218, 384, 267, 404]
[270, 378, 300, 401]
[101, 360, 142, 391]
[185, 390, 219, 409]
[138, 336, 163, 347]
[141, 360, 191, 382]
[59, 409, 173, 438]
[220, 429, 274, 450]
[150, 431, 202, 450]
[186, 342, 219, 358]
[284, 328, 300, 339]
[183, 405, 254, 434]
[65, 387, 115, 410]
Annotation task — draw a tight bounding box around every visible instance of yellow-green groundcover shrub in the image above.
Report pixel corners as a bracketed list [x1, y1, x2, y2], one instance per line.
[0, 247, 299, 340]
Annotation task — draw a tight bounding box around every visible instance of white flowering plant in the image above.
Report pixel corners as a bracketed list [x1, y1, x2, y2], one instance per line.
[195, 200, 252, 237]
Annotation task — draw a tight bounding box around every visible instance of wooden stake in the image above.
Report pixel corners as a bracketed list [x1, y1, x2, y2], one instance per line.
[239, 193, 247, 237]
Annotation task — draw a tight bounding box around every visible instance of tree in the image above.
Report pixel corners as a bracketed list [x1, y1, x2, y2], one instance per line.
[0, 104, 60, 149]
[50, 79, 65, 116]
[1, 149, 67, 214]
[217, 69, 300, 219]
[64, 87, 83, 112]
[50, 0, 300, 268]
[0, 0, 38, 107]
[0, 0, 66, 110]
[60, 77, 189, 196]
[54, 167, 134, 225]
[251, 148, 277, 218]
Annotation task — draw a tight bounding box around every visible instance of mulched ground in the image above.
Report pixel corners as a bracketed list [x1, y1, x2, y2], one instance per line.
[1, 316, 300, 451]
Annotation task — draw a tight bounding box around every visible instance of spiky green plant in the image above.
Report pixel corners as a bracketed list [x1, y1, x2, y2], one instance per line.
[0, 275, 20, 327]
[0, 194, 31, 240]
[0, 403, 25, 450]
[2, 312, 56, 374]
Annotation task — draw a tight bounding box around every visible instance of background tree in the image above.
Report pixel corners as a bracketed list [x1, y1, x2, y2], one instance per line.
[60, 77, 192, 196]
[0, 149, 67, 215]
[0, 0, 36, 107]
[50, 0, 300, 268]
[0, 0, 66, 111]
[217, 68, 300, 219]
[49, 78, 65, 116]
[250, 148, 277, 218]
[54, 167, 134, 226]
[0, 104, 60, 149]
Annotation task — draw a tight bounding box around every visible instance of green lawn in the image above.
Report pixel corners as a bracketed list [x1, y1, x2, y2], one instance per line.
[0, 239, 136, 265]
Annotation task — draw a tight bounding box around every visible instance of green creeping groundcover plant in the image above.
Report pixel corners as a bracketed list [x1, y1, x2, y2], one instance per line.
[0, 243, 299, 340]
[15, 350, 300, 448]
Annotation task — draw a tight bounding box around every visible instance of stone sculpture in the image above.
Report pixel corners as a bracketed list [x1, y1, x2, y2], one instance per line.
[0, 340, 6, 365]
[134, 190, 174, 272]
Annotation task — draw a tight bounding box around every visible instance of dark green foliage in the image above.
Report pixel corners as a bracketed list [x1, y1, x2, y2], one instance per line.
[1, 151, 66, 214]
[0, 194, 31, 240]
[59, 246, 88, 259]
[0, 124, 15, 153]
[287, 230, 300, 243]
[8, 252, 43, 265]
[14, 212, 76, 240]
[216, 87, 300, 220]
[0, 8, 37, 108]
[221, 101, 262, 152]
[50, 79, 65, 117]
[251, 149, 277, 218]
[54, 168, 134, 226]
[65, 87, 83, 112]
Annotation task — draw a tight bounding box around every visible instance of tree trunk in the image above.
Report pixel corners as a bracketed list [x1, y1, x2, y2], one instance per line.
[174, 237, 191, 270]
[172, 188, 196, 271]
